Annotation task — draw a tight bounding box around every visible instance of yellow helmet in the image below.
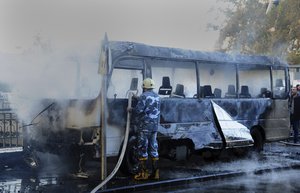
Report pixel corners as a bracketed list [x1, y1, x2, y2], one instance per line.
[142, 78, 155, 89]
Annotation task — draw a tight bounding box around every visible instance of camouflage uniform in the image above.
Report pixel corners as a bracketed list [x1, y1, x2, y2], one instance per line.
[134, 90, 160, 159]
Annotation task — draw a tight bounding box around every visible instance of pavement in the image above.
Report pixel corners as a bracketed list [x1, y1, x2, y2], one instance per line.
[1, 142, 300, 193]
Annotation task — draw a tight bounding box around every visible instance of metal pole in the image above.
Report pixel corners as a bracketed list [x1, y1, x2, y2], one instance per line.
[99, 33, 109, 184]
[101, 74, 107, 182]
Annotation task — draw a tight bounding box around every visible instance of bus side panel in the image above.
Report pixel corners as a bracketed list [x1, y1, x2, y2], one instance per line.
[106, 98, 128, 156]
[213, 98, 272, 127]
[264, 99, 290, 141]
[160, 98, 213, 123]
[107, 98, 128, 126]
[105, 98, 222, 154]
[159, 98, 223, 149]
[237, 99, 273, 127]
[214, 98, 290, 142]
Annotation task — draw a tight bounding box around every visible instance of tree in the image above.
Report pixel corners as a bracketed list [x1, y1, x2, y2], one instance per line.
[217, 0, 300, 64]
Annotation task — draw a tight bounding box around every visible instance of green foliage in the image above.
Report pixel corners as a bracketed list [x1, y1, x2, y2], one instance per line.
[287, 51, 300, 64]
[217, 0, 300, 64]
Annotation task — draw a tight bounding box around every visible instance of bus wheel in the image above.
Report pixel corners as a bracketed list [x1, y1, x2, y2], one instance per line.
[119, 136, 139, 175]
[251, 128, 264, 152]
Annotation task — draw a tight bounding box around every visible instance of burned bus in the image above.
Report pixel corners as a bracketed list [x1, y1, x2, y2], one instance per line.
[25, 37, 290, 174]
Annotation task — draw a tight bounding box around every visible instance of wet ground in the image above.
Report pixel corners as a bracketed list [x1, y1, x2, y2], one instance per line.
[1, 141, 300, 193]
[138, 169, 300, 193]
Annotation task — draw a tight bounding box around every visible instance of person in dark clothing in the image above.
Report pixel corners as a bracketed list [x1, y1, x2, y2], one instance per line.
[290, 87, 300, 143]
[129, 78, 160, 180]
[296, 84, 300, 95]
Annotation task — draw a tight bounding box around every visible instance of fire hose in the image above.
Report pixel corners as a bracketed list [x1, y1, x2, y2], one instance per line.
[90, 92, 133, 193]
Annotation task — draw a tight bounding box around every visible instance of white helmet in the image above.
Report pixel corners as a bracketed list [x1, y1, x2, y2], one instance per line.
[142, 78, 155, 89]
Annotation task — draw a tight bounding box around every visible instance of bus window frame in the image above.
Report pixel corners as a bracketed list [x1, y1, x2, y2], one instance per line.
[237, 63, 272, 99]
[148, 58, 198, 98]
[271, 66, 289, 99]
[107, 56, 148, 97]
[196, 61, 238, 99]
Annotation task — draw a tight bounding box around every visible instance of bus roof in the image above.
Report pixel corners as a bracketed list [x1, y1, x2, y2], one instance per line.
[109, 41, 288, 67]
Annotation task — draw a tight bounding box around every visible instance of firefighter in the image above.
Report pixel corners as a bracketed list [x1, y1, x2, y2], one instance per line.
[128, 78, 160, 180]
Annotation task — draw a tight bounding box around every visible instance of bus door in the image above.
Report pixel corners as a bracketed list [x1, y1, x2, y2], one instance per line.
[267, 67, 290, 141]
[238, 64, 290, 141]
[106, 68, 143, 156]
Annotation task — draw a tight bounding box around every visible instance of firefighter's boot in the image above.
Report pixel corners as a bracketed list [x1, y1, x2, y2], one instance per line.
[150, 157, 159, 180]
[134, 158, 149, 180]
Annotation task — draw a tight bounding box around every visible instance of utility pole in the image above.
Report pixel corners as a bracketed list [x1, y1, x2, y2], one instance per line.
[99, 34, 109, 184]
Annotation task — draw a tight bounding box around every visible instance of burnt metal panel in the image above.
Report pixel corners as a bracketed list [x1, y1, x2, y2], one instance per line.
[107, 97, 223, 150]
[214, 98, 290, 142]
[109, 41, 288, 67]
[158, 122, 222, 150]
[213, 98, 273, 129]
[160, 98, 212, 123]
[211, 101, 253, 147]
[264, 99, 290, 141]
[159, 98, 222, 149]
[107, 98, 128, 127]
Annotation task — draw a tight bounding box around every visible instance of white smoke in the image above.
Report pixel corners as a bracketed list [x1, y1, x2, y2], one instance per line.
[0, 42, 101, 124]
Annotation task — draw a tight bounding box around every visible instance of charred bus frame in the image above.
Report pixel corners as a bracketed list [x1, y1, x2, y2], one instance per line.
[106, 41, 290, 172]
[26, 38, 291, 175]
